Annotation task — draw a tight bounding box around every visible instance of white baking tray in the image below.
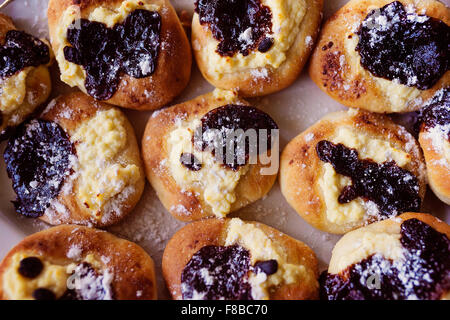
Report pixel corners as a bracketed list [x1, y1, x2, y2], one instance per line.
[0, 0, 448, 299]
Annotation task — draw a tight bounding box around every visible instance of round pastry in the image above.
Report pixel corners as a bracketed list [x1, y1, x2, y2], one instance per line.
[417, 87, 450, 205]
[0, 14, 52, 139]
[0, 225, 157, 300]
[3, 92, 145, 227]
[192, 0, 323, 97]
[47, 0, 191, 110]
[320, 212, 450, 300]
[280, 109, 427, 234]
[162, 218, 319, 300]
[142, 90, 279, 221]
[309, 0, 450, 113]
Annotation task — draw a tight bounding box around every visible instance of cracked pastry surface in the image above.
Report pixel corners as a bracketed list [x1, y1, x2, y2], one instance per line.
[0, 14, 52, 138]
[3, 92, 145, 227]
[192, 0, 323, 97]
[417, 87, 450, 205]
[320, 213, 450, 300]
[142, 90, 278, 221]
[309, 0, 449, 113]
[47, 0, 191, 110]
[162, 218, 319, 300]
[280, 109, 427, 234]
[0, 225, 157, 300]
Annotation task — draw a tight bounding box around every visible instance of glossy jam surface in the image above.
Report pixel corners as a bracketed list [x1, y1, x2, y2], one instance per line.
[0, 30, 50, 79]
[181, 245, 253, 300]
[320, 219, 450, 300]
[4, 119, 74, 218]
[197, 104, 278, 170]
[356, 1, 449, 90]
[416, 88, 450, 137]
[316, 140, 421, 218]
[64, 9, 161, 100]
[195, 0, 273, 57]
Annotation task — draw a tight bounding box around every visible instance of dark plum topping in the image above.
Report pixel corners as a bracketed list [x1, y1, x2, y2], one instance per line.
[32, 288, 56, 300]
[320, 219, 450, 300]
[0, 30, 50, 79]
[194, 0, 273, 57]
[356, 1, 449, 90]
[3, 119, 74, 218]
[316, 140, 421, 218]
[18, 257, 44, 279]
[254, 260, 278, 275]
[181, 245, 253, 300]
[196, 104, 278, 170]
[180, 152, 202, 171]
[63, 262, 112, 300]
[415, 87, 450, 138]
[64, 9, 161, 100]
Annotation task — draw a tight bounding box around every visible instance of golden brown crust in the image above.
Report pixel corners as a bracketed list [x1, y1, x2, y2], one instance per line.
[309, 0, 450, 113]
[0, 225, 157, 300]
[192, 0, 323, 97]
[141, 92, 278, 222]
[162, 218, 319, 300]
[0, 14, 52, 136]
[47, 0, 191, 110]
[419, 129, 450, 205]
[280, 109, 427, 234]
[39, 92, 145, 227]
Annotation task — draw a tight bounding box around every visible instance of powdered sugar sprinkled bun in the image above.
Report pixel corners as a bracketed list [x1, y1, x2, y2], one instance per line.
[47, 0, 191, 110]
[4, 92, 145, 227]
[162, 218, 318, 300]
[418, 87, 450, 205]
[142, 90, 278, 221]
[0, 225, 157, 300]
[280, 109, 427, 234]
[192, 0, 323, 97]
[309, 0, 449, 113]
[321, 213, 450, 300]
[0, 14, 52, 138]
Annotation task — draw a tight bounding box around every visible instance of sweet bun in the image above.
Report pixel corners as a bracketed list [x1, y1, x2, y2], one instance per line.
[417, 87, 450, 205]
[162, 218, 319, 300]
[0, 225, 157, 300]
[3, 92, 145, 227]
[320, 212, 450, 300]
[142, 90, 278, 221]
[0, 14, 52, 138]
[280, 109, 427, 234]
[47, 0, 191, 110]
[192, 0, 323, 97]
[309, 0, 450, 113]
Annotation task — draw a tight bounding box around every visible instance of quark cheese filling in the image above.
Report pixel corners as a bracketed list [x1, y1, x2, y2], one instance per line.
[197, 0, 306, 79]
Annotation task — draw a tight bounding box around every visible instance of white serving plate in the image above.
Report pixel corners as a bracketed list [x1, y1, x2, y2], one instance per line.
[0, 0, 448, 299]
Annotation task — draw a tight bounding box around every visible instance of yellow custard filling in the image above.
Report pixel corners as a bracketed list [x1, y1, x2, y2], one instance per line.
[167, 118, 248, 217]
[71, 109, 140, 219]
[196, 0, 306, 79]
[318, 125, 411, 225]
[225, 218, 314, 300]
[55, 0, 161, 90]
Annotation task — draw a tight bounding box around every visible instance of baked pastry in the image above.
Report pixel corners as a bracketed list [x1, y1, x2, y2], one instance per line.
[162, 218, 319, 300]
[280, 109, 427, 234]
[47, 0, 191, 110]
[320, 212, 450, 300]
[0, 14, 52, 138]
[309, 0, 450, 113]
[192, 0, 323, 97]
[3, 92, 145, 227]
[0, 225, 157, 300]
[142, 90, 278, 221]
[417, 88, 450, 205]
